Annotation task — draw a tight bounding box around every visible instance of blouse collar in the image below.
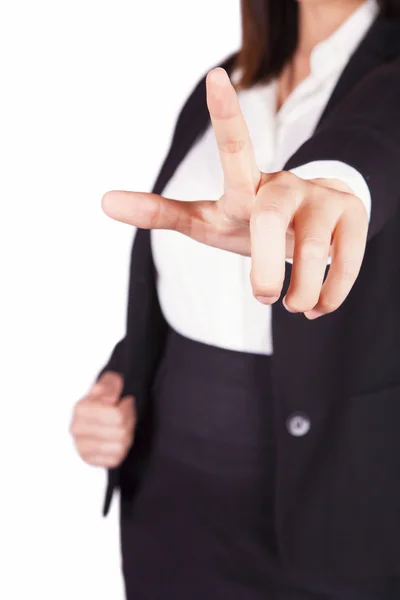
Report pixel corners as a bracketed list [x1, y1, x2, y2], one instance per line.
[309, 0, 380, 81]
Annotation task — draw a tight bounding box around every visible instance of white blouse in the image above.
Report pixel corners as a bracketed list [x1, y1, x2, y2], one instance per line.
[151, 0, 378, 356]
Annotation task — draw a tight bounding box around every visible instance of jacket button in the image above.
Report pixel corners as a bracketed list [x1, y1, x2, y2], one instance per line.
[287, 413, 311, 437]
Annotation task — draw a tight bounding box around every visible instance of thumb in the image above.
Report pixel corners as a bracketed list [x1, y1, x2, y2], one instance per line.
[91, 371, 123, 405]
[101, 190, 193, 233]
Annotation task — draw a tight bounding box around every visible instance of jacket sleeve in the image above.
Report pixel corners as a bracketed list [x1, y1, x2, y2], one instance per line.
[96, 336, 126, 380]
[285, 56, 400, 241]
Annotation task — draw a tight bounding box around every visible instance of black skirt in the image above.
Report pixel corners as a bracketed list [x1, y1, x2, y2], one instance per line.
[120, 327, 400, 600]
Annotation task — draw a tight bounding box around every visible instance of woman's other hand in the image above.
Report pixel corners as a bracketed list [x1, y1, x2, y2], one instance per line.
[102, 68, 368, 320]
[70, 372, 136, 468]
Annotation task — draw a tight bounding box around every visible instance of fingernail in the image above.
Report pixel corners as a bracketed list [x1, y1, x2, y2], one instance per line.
[282, 296, 295, 313]
[256, 296, 279, 305]
[209, 67, 229, 84]
[305, 309, 324, 320]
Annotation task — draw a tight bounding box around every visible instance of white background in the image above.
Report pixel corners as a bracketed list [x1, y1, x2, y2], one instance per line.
[0, 2, 240, 598]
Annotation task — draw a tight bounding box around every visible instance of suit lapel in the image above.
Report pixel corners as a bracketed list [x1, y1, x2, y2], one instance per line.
[317, 17, 396, 125]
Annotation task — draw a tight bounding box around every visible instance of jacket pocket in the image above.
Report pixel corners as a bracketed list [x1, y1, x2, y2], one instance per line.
[349, 381, 400, 404]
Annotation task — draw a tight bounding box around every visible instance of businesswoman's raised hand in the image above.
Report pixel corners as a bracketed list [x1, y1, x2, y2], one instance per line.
[70, 372, 136, 468]
[102, 68, 368, 320]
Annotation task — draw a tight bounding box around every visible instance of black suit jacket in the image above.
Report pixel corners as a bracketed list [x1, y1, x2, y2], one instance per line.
[99, 16, 400, 579]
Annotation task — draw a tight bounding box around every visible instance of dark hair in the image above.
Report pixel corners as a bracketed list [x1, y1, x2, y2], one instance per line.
[235, 0, 400, 89]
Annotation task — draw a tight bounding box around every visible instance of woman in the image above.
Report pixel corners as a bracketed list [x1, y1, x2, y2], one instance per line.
[71, 0, 400, 598]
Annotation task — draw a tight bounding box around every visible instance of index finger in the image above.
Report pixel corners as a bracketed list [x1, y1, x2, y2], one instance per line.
[102, 190, 197, 232]
[206, 68, 260, 196]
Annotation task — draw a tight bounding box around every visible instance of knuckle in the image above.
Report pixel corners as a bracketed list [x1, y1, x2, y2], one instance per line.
[252, 204, 286, 228]
[256, 190, 298, 218]
[347, 193, 367, 212]
[222, 192, 253, 220]
[217, 138, 245, 154]
[258, 203, 285, 218]
[269, 171, 295, 187]
[332, 260, 360, 284]
[298, 237, 327, 261]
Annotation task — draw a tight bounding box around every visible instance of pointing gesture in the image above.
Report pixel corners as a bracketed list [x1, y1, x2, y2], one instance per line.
[102, 68, 368, 319]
